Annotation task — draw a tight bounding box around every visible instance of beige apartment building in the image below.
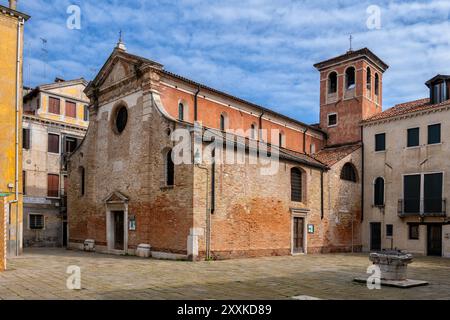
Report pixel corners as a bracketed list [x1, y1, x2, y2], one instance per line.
[362, 75, 450, 257]
[22, 78, 89, 247]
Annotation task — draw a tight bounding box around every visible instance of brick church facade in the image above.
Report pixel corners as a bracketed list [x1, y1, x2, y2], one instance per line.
[67, 41, 388, 260]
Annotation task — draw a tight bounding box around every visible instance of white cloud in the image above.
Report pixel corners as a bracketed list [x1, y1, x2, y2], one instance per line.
[19, 0, 450, 123]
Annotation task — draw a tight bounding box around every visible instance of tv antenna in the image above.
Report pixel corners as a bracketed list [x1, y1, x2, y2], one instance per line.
[40, 37, 48, 79]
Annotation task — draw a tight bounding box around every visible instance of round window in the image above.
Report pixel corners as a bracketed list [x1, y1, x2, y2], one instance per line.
[115, 105, 128, 134]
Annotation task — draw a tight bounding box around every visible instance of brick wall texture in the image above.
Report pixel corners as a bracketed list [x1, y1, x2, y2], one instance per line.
[67, 49, 364, 260]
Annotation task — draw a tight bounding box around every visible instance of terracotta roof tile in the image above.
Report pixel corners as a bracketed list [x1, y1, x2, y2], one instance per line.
[314, 143, 361, 167]
[364, 98, 450, 123]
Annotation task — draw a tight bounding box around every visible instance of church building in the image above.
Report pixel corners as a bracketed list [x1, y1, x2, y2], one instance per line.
[67, 39, 388, 260]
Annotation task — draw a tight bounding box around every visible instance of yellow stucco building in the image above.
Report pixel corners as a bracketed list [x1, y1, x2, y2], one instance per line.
[0, 1, 29, 271]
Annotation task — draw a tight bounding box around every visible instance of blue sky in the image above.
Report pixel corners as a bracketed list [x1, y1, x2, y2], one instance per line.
[11, 0, 450, 124]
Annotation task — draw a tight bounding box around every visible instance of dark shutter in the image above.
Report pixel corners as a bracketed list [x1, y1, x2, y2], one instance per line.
[428, 124, 441, 144]
[22, 171, 26, 195]
[83, 105, 89, 121]
[48, 97, 60, 114]
[23, 128, 30, 149]
[30, 214, 44, 230]
[386, 224, 393, 237]
[409, 224, 419, 240]
[47, 174, 59, 197]
[424, 173, 443, 213]
[374, 177, 384, 206]
[178, 103, 184, 121]
[404, 175, 421, 213]
[341, 163, 357, 182]
[407, 128, 420, 147]
[375, 133, 386, 151]
[291, 168, 303, 202]
[48, 134, 60, 153]
[65, 101, 77, 118]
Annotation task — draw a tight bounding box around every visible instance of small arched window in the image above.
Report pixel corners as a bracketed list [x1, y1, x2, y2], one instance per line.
[291, 168, 303, 202]
[279, 131, 285, 147]
[341, 163, 357, 182]
[346, 67, 356, 90]
[366, 67, 372, 91]
[374, 177, 385, 206]
[165, 149, 174, 186]
[250, 123, 257, 140]
[178, 103, 184, 121]
[220, 113, 228, 131]
[328, 72, 337, 94]
[79, 166, 85, 196]
[375, 73, 380, 96]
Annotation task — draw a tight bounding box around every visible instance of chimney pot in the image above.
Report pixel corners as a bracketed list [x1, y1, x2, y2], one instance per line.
[9, 0, 17, 10]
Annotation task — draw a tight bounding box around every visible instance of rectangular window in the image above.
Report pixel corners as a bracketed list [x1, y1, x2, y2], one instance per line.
[29, 214, 45, 230]
[404, 174, 421, 213]
[428, 124, 441, 145]
[22, 171, 26, 196]
[407, 127, 419, 147]
[47, 174, 60, 198]
[65, 101, 77, 118]
[386, 224, 393, 237]
[424, 173, 443, 213]
[23, 128, 31, 150]
[409, 224, 420, 240]
[328, 114, 337, 127]
[48, 133, 60, 154]
[48, 97, 61, 115]
[83, 105, 89, 121]
[375, 133, 386, 151]
[64, 137, 78, 153]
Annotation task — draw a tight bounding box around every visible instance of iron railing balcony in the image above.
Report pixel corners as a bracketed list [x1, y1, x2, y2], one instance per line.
[398, 198, 447, 217]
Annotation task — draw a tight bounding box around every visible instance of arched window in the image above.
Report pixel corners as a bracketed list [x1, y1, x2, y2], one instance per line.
[340, 163, 357, 182]
[250, 123, 257, 140]
[79, 166, 85, 196]
[178, 103, 184, 121]
[375, 73, 380, 96]
[310, 143, 316, 155]
[345, 67, 356, 90]
[328, 72, 337, 94]
[220, 113, 228, 131]
[165, 149, 174, 186]
[366, 67, 372, 91]
[291, 168, 304, 202]
[279, 131, 285, 147]
[374, 177, 385, 206]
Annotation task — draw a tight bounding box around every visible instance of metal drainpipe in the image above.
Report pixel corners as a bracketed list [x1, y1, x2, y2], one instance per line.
[196, 165, 210, 260]
[258, 111, 265, 141]
[194, 86, 200, 122]
[303, 128, 309, 154]
[14, 17, 24, 256]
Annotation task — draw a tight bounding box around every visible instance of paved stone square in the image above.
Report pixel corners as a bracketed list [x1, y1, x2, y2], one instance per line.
[0, 248, 449, 300]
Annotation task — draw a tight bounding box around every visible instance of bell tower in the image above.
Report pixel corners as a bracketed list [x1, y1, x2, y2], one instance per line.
[314, 48, 389, 146]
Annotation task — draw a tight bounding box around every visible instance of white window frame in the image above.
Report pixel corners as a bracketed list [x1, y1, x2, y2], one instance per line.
[327, 113, 338, 128]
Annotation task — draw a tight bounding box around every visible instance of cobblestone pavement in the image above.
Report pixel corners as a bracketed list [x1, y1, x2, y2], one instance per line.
[0, 248, 449, 300]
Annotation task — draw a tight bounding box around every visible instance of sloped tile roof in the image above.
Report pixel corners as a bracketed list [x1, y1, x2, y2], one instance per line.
[363, 98, 450, 123]
[314, 143, 361, 167]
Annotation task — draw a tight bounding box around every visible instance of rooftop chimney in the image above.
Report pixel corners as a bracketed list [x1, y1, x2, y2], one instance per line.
[9, 0, 17, 10]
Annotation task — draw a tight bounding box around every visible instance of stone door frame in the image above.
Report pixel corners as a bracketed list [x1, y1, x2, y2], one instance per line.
[291, 208, 309, 255]
[104, 191, 129, 255]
